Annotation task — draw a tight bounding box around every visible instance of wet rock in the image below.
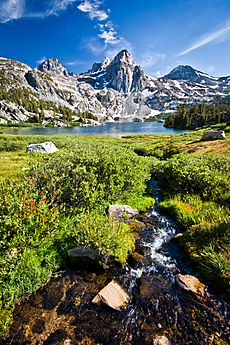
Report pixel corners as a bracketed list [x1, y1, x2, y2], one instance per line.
[68, 246, 101, 270]
[92, 280, 130, 310]
[32, 319, 45, 334]
[153, 335, 172, 345]
[131, 251, 144, 263]
[139, 276, 169, 300]
[108, 204, 138, 221]
[27, 141, 58, 154]
[127, 220, 146, 232]
[176, 274, 205, 296]
[43, 329, 69, 345]
[172, 233, 183, 240]
[201, 130, 225, 141]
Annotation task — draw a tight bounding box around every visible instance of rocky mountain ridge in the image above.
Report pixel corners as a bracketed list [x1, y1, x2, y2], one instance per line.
[0, 50, 229, 124]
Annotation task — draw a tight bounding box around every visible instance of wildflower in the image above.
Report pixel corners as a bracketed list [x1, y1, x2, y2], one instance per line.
[51, 207, 57, 212]
[18, 213, 22, 217]
[42, 197, 47, 202]
[29, 200, 35, 206]
[22, 195, 26, 199]
[27, 213, 31, 217]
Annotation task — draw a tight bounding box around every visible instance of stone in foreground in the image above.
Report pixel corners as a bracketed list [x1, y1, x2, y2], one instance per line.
[176, 274, 205, 296]
[92, 280, 130, 310]
[201, 130, 225, 141]
[27, 142, 58, 154]
[108, 204, 138, 221]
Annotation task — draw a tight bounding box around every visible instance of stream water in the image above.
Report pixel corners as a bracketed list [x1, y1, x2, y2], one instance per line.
[4, 184, 229, 345]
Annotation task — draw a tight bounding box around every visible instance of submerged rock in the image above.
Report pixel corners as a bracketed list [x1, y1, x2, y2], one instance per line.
[139, 275, 169, 300]
[27, 141, 58, 154]
[92, 280, 130, 310]
[153, 335, 172, 345]
[108, 204, 138, 221]
[176, 274, 205, 296]
[201, 130, 225, 141]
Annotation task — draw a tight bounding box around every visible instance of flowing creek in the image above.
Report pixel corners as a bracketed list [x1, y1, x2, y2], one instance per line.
[4, 183, 229, 345]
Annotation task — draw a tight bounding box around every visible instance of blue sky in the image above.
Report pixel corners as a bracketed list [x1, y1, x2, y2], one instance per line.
[0, 0, 230, 77]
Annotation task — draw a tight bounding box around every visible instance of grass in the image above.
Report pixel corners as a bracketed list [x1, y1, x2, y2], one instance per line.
[0, 128, 229, 336]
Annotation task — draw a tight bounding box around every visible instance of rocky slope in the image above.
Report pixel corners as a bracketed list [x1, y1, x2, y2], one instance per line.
[0, 50, 229, 124]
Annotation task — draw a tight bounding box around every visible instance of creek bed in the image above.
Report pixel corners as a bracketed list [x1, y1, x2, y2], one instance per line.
[3, 184, 230, 344]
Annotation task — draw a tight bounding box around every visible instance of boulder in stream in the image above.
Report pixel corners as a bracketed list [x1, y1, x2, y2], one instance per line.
[92, 280, 130, 310]
[108, 204, 138, 221]
[176, 274, 205, 296]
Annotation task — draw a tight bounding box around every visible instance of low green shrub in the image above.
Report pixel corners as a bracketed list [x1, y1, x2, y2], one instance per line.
[153, 154, 230, 203]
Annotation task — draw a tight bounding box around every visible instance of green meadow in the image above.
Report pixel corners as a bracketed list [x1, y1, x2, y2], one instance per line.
[0, 130, 229, 336]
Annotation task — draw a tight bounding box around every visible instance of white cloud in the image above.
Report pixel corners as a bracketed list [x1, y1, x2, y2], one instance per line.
[78, 1, 123, 46]
[64, 59, 85, 66]
[178, 21, 230, 56]
[83, 37, 106, 54]
[77, 0, 108, 21]
[36, 56, 47, 64]
[0, 0, 76, 23]
[153, 71, 162, 78]
[0, 0, 25, 23]
[139, 52, 166, 69]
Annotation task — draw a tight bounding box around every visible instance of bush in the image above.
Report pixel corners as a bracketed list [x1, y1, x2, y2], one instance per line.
[29, 142, 152, 212]
[153, 154, 230, 204]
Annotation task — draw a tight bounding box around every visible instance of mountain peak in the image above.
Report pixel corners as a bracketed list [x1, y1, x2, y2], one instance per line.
[89, 56, 111, 74]
[164, 65, 199, 81]
[164, 65, 218, 84]
[113, 49, 135, 65]
[37, 58, 69, 77]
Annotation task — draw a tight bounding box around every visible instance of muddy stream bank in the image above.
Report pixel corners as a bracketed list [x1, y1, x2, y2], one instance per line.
[3, 184, 230, 345]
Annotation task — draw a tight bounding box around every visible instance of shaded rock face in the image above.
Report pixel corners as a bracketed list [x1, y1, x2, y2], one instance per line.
[79, 50, 147, 94]
[102, 50, 147, 93]
[201, 130, 225, 141]
[68, 246, 101, 270]
[164, 65, 204, 83]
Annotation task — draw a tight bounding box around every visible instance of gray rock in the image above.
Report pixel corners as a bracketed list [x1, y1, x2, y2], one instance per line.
[201, 130, 225, 141]
[1, 54, 230, 124]
[108, 204, 138, 221]
[26, 142, 58, 154]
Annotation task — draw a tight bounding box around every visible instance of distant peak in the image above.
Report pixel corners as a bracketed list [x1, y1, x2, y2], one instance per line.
[37, 58, 68, 77]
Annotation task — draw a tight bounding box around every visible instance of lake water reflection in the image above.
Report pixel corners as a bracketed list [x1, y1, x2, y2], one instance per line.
[4, 122, 189, 137]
